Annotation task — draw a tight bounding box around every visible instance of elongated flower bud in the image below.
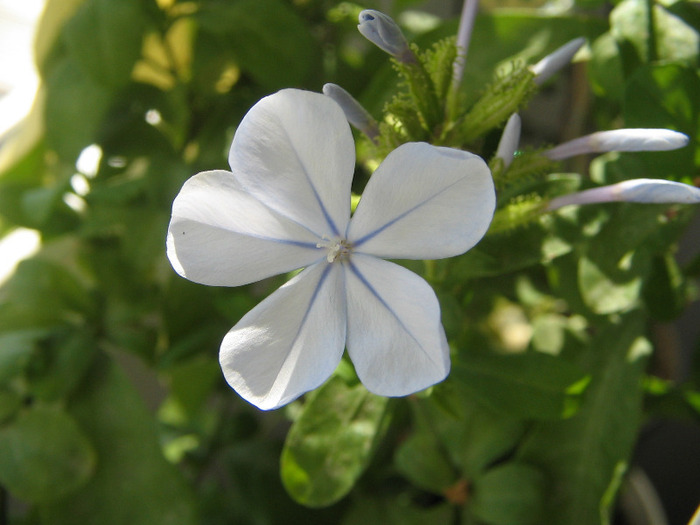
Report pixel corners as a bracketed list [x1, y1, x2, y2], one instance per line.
[322, 83, 379, 141]
[531, 37, 585, 85]
[544, 129, 689, 160]
[547, 179, 700, 211]
[358, 10, 414, 63]
[494, 113, 521, 169]
[452, 0, 479, 89]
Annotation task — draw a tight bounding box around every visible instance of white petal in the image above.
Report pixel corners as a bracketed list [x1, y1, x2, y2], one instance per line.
[167, 170, 322, 286]
[228, 89, 354, 238]
[347, 143, 495, 259]
[345, 254, 449, 397]
[220, 262, 346, 410]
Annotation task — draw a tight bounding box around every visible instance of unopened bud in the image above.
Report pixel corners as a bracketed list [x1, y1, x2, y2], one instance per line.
[531, 37, 585, 85]
[452, 0, 479, 88]
[322, 83, 379, 141]
[547, 178, 700, 211]
[494, 113, 521, 169]
[358, 10, 414, 63]
[544, 129, 689, 161]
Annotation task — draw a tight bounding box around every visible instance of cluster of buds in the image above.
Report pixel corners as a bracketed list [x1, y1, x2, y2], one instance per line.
[324, 4, 695, 219]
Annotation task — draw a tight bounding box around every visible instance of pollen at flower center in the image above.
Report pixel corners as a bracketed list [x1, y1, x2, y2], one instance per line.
[316, 237, 353, 263]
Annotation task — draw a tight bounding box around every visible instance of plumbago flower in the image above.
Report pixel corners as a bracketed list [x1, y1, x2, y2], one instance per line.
[167, 89, 495, 410]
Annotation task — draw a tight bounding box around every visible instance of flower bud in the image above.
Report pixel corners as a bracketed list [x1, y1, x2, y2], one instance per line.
[358, 10, 414, 63]
[322, 83, 379, 141]
[531, 37, 585, 85]
[494, 113, 521, 169]
[544, 129, 689, 160]
[547, 179, 700, 211]
[452, 0, 479, 88]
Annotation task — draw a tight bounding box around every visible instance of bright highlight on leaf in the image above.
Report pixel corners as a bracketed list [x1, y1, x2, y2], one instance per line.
[167, 89, 495, 410]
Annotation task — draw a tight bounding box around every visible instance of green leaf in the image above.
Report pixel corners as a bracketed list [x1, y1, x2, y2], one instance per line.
[280, 375, 391, 507]
[394, 399, 458, 494]
[438, 396, 526, 477]
[0, 330, 47, 384]
[343, 497, 454, 525]
[0, 257, 93, 332]
[578, 255, 643, 315]
[470, 463, 546, 525]
[63, 0, 146, 87]
[610, 0, 699, 67]
[27, 328, 98, 401]
[44, 57, 112, 161]
[576, 202, 671, 315]
[642, 253, 686, 322]
[0, 388, 21, 424]
[197, 0, 318, 89]
[622, 65, 700, 176]
[452, 351, 589, 420]
[0, 406, 96, 503]
[39, 356, 198, 525]
[517, 312, 652, 525]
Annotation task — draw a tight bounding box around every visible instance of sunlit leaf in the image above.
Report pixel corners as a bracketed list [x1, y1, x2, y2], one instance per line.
[0, 406, 96, 503]
[281, 375, 391, 507]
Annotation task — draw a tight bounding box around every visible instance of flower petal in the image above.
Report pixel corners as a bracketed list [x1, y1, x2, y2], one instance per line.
[220, 261, 346, 410]
[167, 170, 322, 286]
[228, 89, 354, 238]
[345, 254, 449, 397]
[347, 142, 495, 259]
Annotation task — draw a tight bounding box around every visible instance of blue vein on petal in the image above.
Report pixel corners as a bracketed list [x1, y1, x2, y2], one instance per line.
[351, 177, 465, 248]
[180, 219, 320, 249]
[347, 259, 438, 366]
[277, 263, 335, 398]
[281, 120, 342, 237]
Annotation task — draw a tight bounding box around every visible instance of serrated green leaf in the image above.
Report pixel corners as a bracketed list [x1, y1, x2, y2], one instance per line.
[0, 406, 96, 503]
[281, 375, 390, 507]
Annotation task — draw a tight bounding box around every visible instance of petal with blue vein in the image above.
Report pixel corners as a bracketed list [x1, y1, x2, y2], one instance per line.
[347, 143, 495, 260]
[220, 261, 347, 410]
[228, 89, 354, 238]
[167, 170, 322, 287]
[345, 254, 449, 396]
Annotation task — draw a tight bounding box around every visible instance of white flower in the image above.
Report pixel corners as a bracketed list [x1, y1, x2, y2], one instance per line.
[547, 178, 700, 211]
[166, 89, 495, 410]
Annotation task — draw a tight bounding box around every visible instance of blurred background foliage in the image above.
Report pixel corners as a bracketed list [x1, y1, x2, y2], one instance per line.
[0, 0, 698, 524]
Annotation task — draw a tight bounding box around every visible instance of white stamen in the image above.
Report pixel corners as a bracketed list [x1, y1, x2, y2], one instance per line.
[316, 236, 352, 263]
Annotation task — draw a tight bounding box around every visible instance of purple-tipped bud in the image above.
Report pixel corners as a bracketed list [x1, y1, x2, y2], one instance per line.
[358, 10, 414, 63]
[322, 83, 379, 141]
[547, 179, 700, 211]
[494, 113, 521, 169]
[452, 0, 479, 89]
[531, 37, 586, 85]
[544, 129, 689, 161]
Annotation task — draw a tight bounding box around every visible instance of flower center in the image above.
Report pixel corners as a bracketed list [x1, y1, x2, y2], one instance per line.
[317, 237, 352, 263]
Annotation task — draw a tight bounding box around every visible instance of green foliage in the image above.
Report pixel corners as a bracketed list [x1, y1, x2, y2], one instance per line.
[281, 375, 391, 507]
[0, 0, 699, 523]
